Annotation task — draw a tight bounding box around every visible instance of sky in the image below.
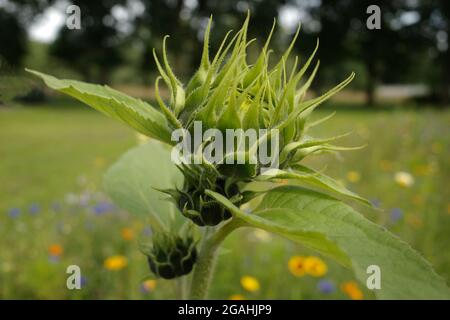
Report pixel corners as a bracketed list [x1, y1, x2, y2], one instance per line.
[26, 2, 300, 43]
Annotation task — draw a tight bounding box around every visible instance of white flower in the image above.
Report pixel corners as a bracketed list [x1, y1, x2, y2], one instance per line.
[394, 171, 414, 188]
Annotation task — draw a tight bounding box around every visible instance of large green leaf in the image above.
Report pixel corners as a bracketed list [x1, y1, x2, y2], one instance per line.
[207, 186, 450, 299]
[103, 139, 183, 231]
[26, 69, 173, 144]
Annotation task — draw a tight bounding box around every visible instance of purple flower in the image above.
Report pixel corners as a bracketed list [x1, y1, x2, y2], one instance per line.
[80, 276, 88, 288]
[48, 255, 60, 264]
[92, 201, 114, 215]
[29, 203, 40, 215]
[317, 279, 335, 294]
[390, 208, 403, 222]
[8, 208, 20, 218]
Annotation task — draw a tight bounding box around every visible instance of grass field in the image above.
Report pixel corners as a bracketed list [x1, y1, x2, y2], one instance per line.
[1, 99, 449, 299]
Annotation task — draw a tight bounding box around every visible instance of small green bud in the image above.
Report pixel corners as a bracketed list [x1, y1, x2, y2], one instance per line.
[146, 233, 197, 279]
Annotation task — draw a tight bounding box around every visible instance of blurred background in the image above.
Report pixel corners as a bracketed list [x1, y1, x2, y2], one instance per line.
[0, 0, 449, 299]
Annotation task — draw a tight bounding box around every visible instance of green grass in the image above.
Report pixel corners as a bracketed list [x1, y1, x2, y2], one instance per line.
[0, 100, 449, 299]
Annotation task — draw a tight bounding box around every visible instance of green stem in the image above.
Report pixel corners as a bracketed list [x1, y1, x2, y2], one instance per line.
[189, 219, 242, 299]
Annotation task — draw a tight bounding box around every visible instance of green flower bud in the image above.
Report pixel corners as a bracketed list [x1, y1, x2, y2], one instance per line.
[146, 233, 197, 279]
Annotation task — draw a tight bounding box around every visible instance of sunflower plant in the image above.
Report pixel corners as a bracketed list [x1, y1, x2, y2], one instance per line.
[28, 14, 449, 299]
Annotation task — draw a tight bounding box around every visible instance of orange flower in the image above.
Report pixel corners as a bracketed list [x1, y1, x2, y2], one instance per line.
[341, 281, 363, 300]
[288, 256, 306, 277]
[104, 255, 128, 271]
[121, 228, 134, 241]
[48, 244, 63, 257]
[304, 256, 328, 277]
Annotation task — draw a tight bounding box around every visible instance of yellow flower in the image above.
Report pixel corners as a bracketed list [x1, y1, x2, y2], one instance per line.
[142, 279, 157, 292]
[104, 255, 128, 271]
[240, 276, 260, 292]
[288, 256, 306, 277]
[229, 294, 245, 300]
[341, 281, 363, 300]
[394, 171, 414, 188]
[346, 171, 361, 183]
[48, 244, 63, 257]
[121, 228, 134, 241]
[304, 256, 328, 277]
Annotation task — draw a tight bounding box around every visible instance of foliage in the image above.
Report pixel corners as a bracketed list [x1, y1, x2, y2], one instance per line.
[28, 14, 450, 299]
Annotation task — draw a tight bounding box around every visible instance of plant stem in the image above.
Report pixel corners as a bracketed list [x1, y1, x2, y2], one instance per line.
[189, 219, 242, 299]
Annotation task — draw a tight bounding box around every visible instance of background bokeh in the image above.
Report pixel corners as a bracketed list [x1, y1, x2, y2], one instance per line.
[0, 0, 449, 299]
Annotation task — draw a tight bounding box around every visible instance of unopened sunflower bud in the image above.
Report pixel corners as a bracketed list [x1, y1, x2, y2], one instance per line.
[146, 233, 197, 279]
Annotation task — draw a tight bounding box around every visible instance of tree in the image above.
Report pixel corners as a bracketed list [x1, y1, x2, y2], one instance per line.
[50, 0, 126, 83]
[293, 0, 432, 106]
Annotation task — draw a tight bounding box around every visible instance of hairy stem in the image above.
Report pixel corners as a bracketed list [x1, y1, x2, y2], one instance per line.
[189, 219, 242, 299]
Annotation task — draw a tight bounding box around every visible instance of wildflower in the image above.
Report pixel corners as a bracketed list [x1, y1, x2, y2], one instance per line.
[104, 255, 128, 271]
[92, 201, 114, 215]
[390, 208, 403, 223]
[288, 256, 306, 277]
[29, 203, 40, 215]
[394, 171, 414, 188]
[121, 227, 134, 241]
[341, 281, 363, 300]
[141, 279, 157, 293]
[229, 294, 245, 300]
[80, 276, 88, 288]
[8, 208, 20, 218]
[317, 279, 335, 294]
[346, 171, 361, 183]
[48, 244, 63, 257]
[240, 276, 260, 292]
[304, 256, 328, 277]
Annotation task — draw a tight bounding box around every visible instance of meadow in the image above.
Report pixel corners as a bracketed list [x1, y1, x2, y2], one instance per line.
[1, 99, 449, 299]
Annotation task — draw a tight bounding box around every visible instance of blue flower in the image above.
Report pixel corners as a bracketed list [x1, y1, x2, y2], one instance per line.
[29, 203, 40, 215]
[390, 208, 403, 222]
[91, 201, 114, 215]
[8, 208, 20, 218]
[80, 276, 88, 288]
[317, 279, 335, 294]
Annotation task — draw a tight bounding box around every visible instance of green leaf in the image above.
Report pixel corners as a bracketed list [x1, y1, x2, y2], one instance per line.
[103, 139, 184, 231]
[26, 69, 173, 145]
[258, 165, 371, 206]
[206, 186, 450, 299]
